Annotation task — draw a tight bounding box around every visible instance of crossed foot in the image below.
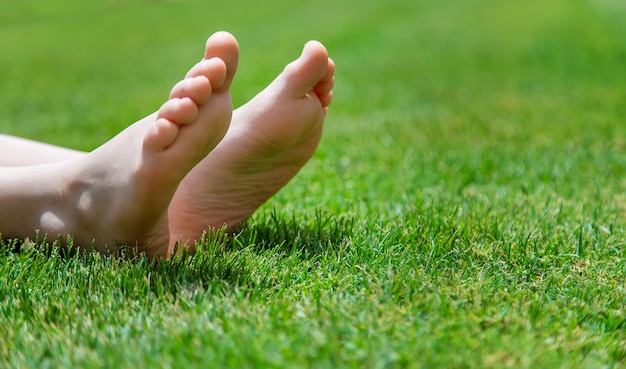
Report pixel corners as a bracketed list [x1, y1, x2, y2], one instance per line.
[168, 36, 335, 253]
[5, 32, 334, 258]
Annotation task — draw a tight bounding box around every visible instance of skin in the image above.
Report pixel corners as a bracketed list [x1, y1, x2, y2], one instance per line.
[0, 32, 335, 257]
[0, 32, 239, 258]
[168, 39, 335, 251]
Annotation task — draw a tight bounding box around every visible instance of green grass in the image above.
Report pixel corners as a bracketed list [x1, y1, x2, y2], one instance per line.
[1, 0, 626, 367]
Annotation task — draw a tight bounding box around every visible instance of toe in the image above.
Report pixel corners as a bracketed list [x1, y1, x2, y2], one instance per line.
[314, 77, 334, 96]
[280, 41, 330, 97]
[321, 58, 336, 83]
[184, 58, 227, 92]
[144, 118, 179, 152]
[318, 90, 333, 107]
[158, 97, 199, 125]
[170, 75, 212, 105]
[202, 31, 239, 92]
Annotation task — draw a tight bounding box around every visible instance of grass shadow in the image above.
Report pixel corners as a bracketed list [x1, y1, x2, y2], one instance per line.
[226, 208, 355, 259]
[0, 209, 355, 299]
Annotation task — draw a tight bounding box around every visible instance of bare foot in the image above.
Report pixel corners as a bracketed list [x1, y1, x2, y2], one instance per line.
[0, 32, 239, 258]
[168, 40, 334, 248]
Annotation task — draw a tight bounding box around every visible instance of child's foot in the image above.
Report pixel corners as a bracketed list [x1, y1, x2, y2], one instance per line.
[168, 40, 334, 248]
[1, 32, 239, 258]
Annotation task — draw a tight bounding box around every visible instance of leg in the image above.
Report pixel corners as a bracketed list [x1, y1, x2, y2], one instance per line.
[0, 134, 84, 166]
[0, 32, 239, 258]
[0, 39, 334, 252]
[168, 40, 335, 247]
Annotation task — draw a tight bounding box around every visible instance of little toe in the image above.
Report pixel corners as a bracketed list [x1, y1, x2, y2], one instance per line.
[144, 118, 180, 151]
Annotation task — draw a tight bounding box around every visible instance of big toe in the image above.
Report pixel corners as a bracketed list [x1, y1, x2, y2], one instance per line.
[280, 41, 331, 97]
[185, 31, 239, 92]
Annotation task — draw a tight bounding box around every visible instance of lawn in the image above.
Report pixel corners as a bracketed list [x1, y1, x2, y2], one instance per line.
[1, 0, 626, 367]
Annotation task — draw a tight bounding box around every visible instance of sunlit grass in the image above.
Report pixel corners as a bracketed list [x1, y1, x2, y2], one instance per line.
[1, 0, 625, 367]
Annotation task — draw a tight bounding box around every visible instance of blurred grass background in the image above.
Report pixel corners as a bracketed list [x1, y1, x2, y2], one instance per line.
[1, 0, 626, 367]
